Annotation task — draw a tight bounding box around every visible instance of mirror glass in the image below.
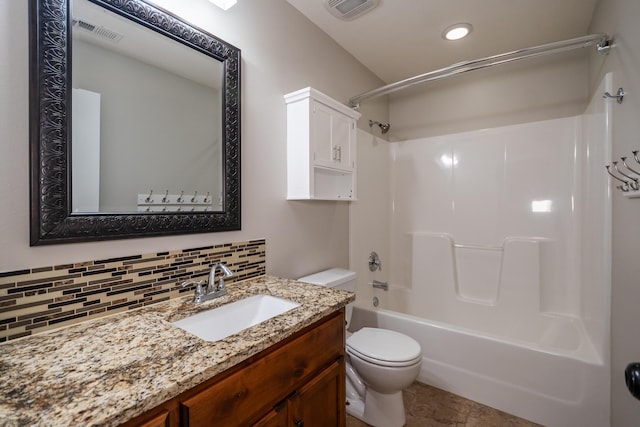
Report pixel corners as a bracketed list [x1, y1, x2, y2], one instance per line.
[30, 0, 241, 245]
[71, 0, 223, 213]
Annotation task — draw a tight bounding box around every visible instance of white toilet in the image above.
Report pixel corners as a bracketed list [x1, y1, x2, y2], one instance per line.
[298, 268, 422, 427]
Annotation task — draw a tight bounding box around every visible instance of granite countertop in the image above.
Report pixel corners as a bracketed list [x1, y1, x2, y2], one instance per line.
[0, 276, 354, 427]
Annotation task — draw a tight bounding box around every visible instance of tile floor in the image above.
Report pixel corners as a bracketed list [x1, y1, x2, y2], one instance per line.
[346, 381, 542, 427]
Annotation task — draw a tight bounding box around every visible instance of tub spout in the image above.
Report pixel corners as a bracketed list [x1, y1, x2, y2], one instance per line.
[371, 280, 388, 291]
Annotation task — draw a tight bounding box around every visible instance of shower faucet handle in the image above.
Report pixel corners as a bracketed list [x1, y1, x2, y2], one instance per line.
[368, 251, 381, 271]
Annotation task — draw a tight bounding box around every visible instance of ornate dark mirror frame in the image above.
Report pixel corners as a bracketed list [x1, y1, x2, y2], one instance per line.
[29, 0, 241, 245]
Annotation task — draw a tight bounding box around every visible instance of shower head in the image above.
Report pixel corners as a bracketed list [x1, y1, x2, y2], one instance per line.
[369, 120, 391, 135]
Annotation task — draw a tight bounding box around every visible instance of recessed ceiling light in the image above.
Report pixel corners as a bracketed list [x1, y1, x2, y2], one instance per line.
[442, 23, 473, 41]
[209, 0, 237, 10]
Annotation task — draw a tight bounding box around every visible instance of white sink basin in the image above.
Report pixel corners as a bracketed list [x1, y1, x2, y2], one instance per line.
[172, 294, 300, 342]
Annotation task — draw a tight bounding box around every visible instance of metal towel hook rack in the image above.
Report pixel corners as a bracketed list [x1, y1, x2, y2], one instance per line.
[621, 157, 640, 176]
[606, 150, 640, 195]
[603, 87, 626, 103]
[605, 165, 630, 191]
[613, 161, 638, 184]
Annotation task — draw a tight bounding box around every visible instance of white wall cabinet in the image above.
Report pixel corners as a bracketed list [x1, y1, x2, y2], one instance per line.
[285, 87, 361, 201]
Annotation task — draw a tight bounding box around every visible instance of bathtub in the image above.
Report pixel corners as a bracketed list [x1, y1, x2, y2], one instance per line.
[348, 300, 609, 427]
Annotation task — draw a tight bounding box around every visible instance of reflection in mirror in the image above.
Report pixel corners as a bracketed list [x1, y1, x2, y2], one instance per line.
[71, 0, 223, 213]
[29, 0, 241, 244]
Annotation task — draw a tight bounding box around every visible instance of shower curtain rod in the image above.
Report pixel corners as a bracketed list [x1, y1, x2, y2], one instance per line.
[348, 33, 611, 108]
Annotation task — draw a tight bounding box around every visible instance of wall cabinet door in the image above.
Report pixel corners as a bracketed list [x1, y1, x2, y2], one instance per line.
[311, 100, 355, 172]
[330, 109, 354, 171]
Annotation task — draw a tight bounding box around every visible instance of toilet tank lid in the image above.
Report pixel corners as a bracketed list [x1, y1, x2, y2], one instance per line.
[298, 268, 356, 287]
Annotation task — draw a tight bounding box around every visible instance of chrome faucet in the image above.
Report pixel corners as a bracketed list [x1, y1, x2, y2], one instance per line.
[207, 262, 233, 295]
[181, 262, 234, 303]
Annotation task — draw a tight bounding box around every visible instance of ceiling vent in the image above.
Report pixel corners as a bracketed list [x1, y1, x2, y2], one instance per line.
[325, 0, 380, 21]
[72, 18, 124, 43]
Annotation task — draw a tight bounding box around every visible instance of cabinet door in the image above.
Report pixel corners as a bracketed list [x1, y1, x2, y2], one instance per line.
[311, 101, 335, 167]
[132, 410, 170, 427]
[330, 111, 354, 170]
[252, 403, 287, 427]
[288, 359, 346, 427]
[311, 101, 354, 172]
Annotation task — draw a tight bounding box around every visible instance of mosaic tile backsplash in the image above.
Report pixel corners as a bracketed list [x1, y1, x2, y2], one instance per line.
[0, 239, 266, 342]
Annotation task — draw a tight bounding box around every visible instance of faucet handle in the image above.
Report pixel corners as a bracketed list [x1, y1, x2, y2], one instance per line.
[215, 263, 234, 291]
[181, 280, 205, 302]
[181, 279, 203, 288]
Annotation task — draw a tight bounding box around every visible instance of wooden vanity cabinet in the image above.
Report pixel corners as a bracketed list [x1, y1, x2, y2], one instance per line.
[122, 309, 346, 427]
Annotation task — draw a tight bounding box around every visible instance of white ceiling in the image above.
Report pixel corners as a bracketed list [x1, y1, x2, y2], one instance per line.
[286, 0, 599, 85]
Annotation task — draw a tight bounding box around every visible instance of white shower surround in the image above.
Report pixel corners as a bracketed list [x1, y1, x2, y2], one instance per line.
[349, 74, 612, 426]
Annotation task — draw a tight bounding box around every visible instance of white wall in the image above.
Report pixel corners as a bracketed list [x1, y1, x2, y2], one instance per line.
[0, 0, 387, 278]
[588, 0, 640, 425]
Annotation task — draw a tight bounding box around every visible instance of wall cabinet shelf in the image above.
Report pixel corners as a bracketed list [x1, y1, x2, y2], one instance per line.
[285, 87, 361, 201]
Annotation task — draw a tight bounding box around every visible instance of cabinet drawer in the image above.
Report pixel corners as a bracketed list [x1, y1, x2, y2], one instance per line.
[180, 312, 345, 426]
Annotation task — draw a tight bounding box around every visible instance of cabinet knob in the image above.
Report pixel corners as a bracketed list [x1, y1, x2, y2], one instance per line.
[294, 419, 304, 427]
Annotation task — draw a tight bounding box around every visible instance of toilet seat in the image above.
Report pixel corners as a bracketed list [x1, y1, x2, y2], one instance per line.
[346, 328, 422, 367]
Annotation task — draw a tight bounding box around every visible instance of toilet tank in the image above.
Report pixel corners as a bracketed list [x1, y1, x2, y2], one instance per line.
[298, 268, 356, 326]
[298, 268, 356, 291]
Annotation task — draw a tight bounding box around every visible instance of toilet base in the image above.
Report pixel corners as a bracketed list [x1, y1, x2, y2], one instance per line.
[346, 389, 406, 427]
[346, 396, 365, 420]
